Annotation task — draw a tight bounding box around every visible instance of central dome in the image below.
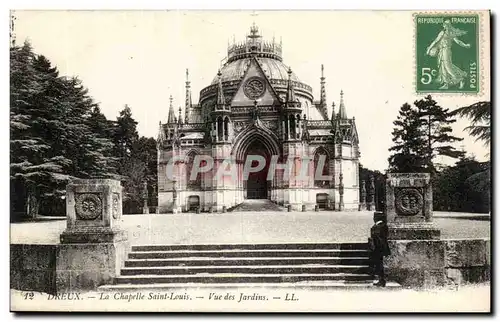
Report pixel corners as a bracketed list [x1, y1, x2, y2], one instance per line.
[211, 57, 300, 85]
[211, 24, 301, 85]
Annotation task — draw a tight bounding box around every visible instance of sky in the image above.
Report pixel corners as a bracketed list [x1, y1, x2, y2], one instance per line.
[13, 10, 490, 171]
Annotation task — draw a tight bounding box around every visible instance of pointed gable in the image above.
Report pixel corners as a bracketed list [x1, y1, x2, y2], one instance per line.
[231, 57, 280, 107]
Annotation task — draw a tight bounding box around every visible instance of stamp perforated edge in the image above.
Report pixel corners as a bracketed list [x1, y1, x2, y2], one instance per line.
[412, 10, 488, 97]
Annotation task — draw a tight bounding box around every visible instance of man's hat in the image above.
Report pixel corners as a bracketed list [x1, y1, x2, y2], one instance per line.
[373, 211, 387, 223]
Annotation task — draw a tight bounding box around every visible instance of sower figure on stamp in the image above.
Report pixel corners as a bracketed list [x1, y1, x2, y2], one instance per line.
[368, 212, 391, 287]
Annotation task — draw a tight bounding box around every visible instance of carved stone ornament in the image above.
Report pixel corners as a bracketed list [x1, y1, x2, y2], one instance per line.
[395, 188, 423, 216]
[262, 120, 278, 131]
[243, 77, 266, 100]
[75, 193, 102, 220]
[112, 193, 120, 219]
[233, 122, 247, 136]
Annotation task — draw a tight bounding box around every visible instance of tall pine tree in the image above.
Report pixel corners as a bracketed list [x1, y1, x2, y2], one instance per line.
[10, 41, 119, 219]
[10, 42, 70, 218]
[114, 104, 139, 161]
[414, 95, 464, 173]
[388, 97, 464, 174]
[388, 103, 426, 172]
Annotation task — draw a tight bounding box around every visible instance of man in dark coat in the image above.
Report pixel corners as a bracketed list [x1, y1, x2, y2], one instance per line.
[368, 212, 391, 287]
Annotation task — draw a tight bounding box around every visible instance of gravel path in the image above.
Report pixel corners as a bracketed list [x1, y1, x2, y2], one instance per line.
[10, 211, 490, 245]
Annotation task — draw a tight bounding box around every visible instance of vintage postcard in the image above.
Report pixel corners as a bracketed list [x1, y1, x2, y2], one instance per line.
[10, 10, 491, 312]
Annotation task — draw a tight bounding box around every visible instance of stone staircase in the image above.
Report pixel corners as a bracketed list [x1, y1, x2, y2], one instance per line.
[100, 242, 400, 290]
[230, 200, 286, 212]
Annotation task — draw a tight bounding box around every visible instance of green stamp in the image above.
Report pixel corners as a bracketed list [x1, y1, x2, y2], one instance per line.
[415, 14, 479, 93]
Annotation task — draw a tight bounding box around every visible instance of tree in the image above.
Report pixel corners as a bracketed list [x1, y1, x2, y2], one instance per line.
[10, 41, 119, 219]
[388, 103, 426, 172]
[432, 156, 490, 213]
[450, 101, 490, 146]
[388, 96, 464, 174]
[133, 137, 158, 207]
[113, 104, 139, 162]
[111, 105, 159, 213]
[414, 95, 464, 174]
[10, 43, 70, 219]
[449, 101, 491, 213]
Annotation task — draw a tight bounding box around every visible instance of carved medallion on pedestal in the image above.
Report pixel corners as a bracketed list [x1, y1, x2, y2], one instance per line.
[75, 193, 102, 220]
[395, 188, 424, 216]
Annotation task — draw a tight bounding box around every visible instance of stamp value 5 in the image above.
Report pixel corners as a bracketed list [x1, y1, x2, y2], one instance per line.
[415, 14, 479, 94]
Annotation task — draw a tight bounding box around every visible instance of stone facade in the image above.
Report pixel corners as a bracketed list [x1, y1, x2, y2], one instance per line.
[157, 25, 360, 212]
[385, 238, 490, 288]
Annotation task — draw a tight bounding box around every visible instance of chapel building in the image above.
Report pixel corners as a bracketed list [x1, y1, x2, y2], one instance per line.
[157, 24, 360, 212]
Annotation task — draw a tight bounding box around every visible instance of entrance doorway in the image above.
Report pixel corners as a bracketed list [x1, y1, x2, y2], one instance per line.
[316, 193, 328, 210]
[187, 195, 200, 211]
[244, 140, 270, 199]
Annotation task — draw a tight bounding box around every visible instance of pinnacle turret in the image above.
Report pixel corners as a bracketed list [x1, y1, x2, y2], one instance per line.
[184, 68, 192, 123]
[216, 70, 225, 107]
[319, 64, 328, 119]
[286, 67, 296, 103]
[167, 95, 175, 124]
[338, 90, 348, 119]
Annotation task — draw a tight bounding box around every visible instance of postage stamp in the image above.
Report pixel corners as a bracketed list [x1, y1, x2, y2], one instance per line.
[415, 14, 480, 94]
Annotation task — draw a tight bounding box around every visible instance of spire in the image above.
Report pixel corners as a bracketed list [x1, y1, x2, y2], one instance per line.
[167, 95, 175, 124]
[184, 69, 192, 123]
[157, 120, 166, 145]
[285, 67, 296, 103]
[338, 90, 347, 119]
[319, 64, 328, 119]
[178, 106, 183, 124]
[331, 102, 336, 121]
[216, 70, 225, 107]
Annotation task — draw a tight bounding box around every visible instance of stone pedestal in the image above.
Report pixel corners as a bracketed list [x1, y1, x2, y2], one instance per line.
[57, 179, 128, 293]
[385, 173, 440, 240]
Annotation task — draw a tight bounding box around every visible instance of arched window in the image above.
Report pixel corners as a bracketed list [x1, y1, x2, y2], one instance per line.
[296, 114, 301, 139]
[217, 117, 223, 141]
[289, 114, 295, 138]
[284, 117, 289, 139]
[186, 151, 202, 189]
[224, 117, 230, 141]
[314, 147, 330, 188]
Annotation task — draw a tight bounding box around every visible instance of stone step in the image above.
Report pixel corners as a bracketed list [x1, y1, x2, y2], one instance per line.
[100, 281, 401, 291]
[121, 265, 372, 276]
[230, 200, 286, 212]
[128, 249, 370, 259]
[115, 273, 373, 284]
[131, 242, 369, 252]
[124, 257, 370, 267]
